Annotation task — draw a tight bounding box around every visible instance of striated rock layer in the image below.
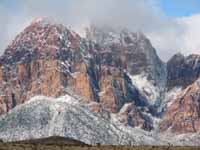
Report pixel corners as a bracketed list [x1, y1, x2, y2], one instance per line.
[160, 78, 200, 133]
[167, 53, 200, 90]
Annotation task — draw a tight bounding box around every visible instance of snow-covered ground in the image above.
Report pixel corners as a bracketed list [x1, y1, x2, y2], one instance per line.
[0, 94, 199, 146]
[0, 95, 137, 145]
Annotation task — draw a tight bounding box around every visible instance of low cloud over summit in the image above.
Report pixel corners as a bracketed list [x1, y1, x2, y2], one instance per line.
[0, 0, 200, 61]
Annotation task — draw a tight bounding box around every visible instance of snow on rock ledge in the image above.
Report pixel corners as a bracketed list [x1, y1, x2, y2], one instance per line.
[128, 73, 161, 106]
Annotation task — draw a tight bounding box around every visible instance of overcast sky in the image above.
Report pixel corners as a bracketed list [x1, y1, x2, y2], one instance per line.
[0, 0, 200, 61]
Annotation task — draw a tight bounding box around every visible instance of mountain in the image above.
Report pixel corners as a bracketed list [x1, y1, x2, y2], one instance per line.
[0, 18, 200, 145]
[0, 19, 162, 131]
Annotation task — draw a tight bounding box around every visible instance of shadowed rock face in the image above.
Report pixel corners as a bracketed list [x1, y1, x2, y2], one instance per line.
[167, 53, 200, 90]
[117, 103, 154, 131]
[85, 26, 166, 89]
[0, 19, 161, 130]
[160, 78, 200, 133]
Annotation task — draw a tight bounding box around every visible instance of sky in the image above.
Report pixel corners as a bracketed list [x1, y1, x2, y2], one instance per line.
[160, 0, 200, 17]
[0, 0, 200, 61]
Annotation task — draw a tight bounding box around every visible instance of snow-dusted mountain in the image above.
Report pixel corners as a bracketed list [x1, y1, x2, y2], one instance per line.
[0, 19, 161, 131]
[0, 94, 136, 145]
[84, 25, 167, 105]
[0, 18, 200, 145]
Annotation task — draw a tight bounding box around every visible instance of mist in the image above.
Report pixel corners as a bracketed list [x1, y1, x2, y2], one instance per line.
[0, 0, 199, 61]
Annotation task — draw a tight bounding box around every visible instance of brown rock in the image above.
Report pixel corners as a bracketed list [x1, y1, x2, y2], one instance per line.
[98, 67, 127, 112]
[72, 71, 94, 101]
[160, 78, 200, 133]
[0, 96, 7, 114]
[117, 103, 153, 131]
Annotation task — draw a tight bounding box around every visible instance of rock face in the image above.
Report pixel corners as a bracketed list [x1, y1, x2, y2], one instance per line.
[0, 19, 159, 130]
[0, 19, 84, 113]
[159, 53, 200, 133]
[167, 53, 200, 90]
[85, 26, 167, 104]
[86, 26, 166, 81]
[160, 78, 200, 133]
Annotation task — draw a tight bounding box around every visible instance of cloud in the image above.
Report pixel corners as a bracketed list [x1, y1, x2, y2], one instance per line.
[0, 0, 199, 61]
[147, 14, 200, 61]
[178, 14, 200, 55]
[18, 0, 163, 30]
[0, 4, 10, 53]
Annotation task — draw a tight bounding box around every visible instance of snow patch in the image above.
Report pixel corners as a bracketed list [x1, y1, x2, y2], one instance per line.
[128, 73, 160, 105]
[163, 87, 182, 108]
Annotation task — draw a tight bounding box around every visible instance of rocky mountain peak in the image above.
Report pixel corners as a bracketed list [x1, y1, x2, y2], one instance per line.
[85, 25, 151, 48]
[1, 18, 81, 65]
[167, 53, 200, 90]
[84, 25, 168, 122]
[85, 24, 167, 88]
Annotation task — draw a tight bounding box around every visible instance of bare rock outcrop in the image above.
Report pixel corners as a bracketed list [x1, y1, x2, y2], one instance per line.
[160, 78, 200, 133]
[167, 53, 200, 90]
